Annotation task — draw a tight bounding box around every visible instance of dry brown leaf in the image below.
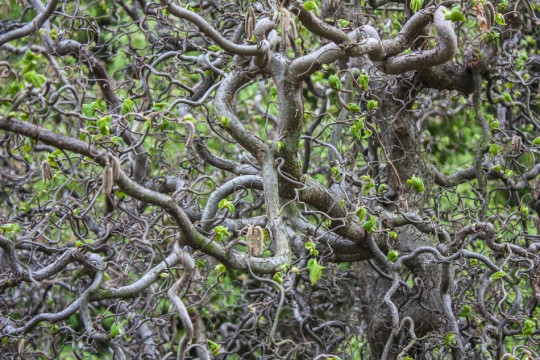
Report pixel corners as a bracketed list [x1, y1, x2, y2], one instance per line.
[474, 2, 489, 31]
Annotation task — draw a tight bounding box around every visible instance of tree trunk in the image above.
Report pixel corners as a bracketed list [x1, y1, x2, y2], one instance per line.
[355, 86, 450, 359]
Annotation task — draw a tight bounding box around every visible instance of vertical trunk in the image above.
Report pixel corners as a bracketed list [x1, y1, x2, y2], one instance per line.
[355, 87, 447, 359]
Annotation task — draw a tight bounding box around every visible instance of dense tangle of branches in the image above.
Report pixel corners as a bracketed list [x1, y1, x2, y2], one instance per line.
[0, 0, 539, 359]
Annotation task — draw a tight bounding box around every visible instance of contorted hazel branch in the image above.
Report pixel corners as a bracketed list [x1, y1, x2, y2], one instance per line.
[181, 118, 196, 149]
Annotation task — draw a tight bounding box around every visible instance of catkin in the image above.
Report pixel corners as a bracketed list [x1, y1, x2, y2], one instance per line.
[102, 165, 114, 195]
[512, 135, 521, 153]
[245, 7, 255, 41]
[253, 226, 264, 257]
[41, 160, 53, 183]
[246, 226, 254, 257]
[484, 2, 495, 29]
[280, 9, 297, 50]
[280, 9, 291, 49]
[110, 156, 121, 181]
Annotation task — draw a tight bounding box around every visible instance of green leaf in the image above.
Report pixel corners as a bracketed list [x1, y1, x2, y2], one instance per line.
[445, 7, 466, 22]
[503, 92, 513, 104]
[50, 324, 59, 334]
[459, 305, 472, 318]
[504, 169, 513, 178]
[532, 137, 540, 145]
[331, 166, 342, 181]
[490, 164, 501, 172]
[273, 271, 283, 284]
[219, 115, 229, 127]
[406, 175, 425, 192]
[494, 13, 506, 25]
[389, 231, 397, 239]
[489, 120, 499, 129]
[377, 183, 387, 194]
[110, 323, 122, 338]
[94, 99, 107, 112]
[337, 19, 350, 27]
[362, 215, 377, 233]
[275, 140, 284, 152]
[97, 115, 111, 135]
[522, 319, 535, 336]
[1, 223, 21, 234]
[362, 177, 375, 194]
[491, 271, 506, 280]
[328, 74, 342, 90]
[121, 98, 134, 115]
[387, 250, 398, 262]
[152, 102, 168, 110]
[444, 332, 457, 346]
[214, 226, 231, 241]
[159, 118, 170, 131]
[357, 74, 370, 91]
[24, 71, 46, 87]
[497, 0, 508, 11]
[83, 103, 95, 118]
[348, 103, 361, 113]
[520, 205, 529, 219]
[218, 199, 235, 213]
[111, 136, 123, 144]
[489, 144, 500, 156]
[357, 207, 367, 222]
[409, 0, 424, 13]
[215, 263, 226, 274]
[208, 339, 221, 356]
[305, 241, 318, 256]
[23, 50, 38, 61]
[307, 258, 324, 285]
[350, 117, 365, 140]
[183, 113, 195, 122]
[362, 129, 372, 139]
[366, 100, 379, 110]
[304, 1, 319, 15]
